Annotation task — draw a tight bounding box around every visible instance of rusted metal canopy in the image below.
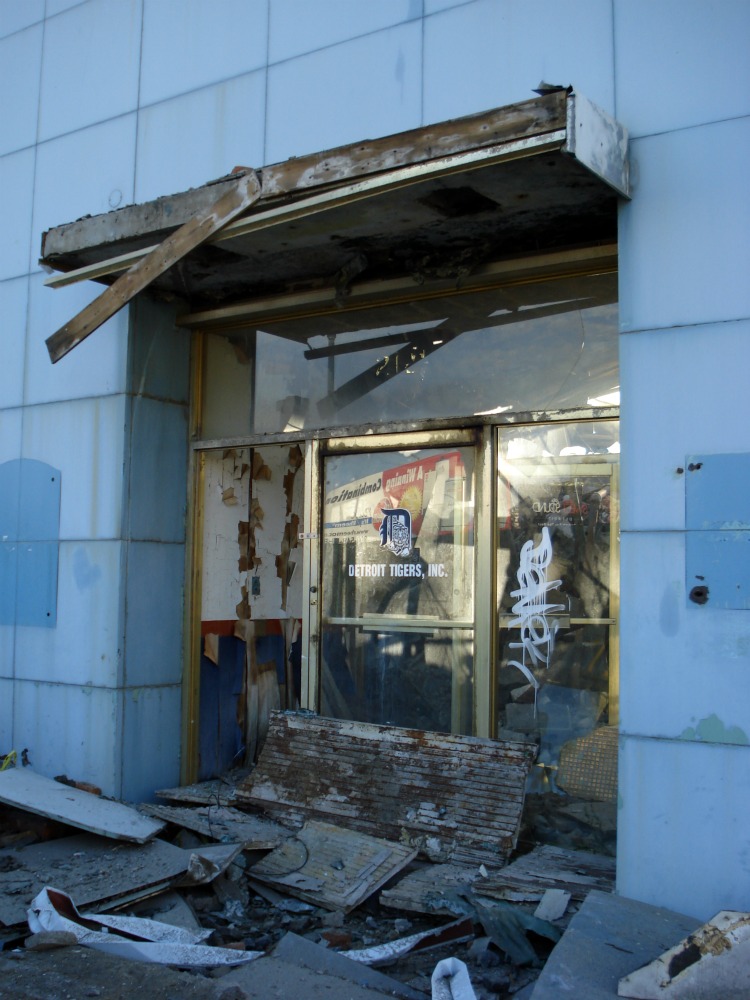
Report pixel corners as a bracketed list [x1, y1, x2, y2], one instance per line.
[40, 91, 628, 344]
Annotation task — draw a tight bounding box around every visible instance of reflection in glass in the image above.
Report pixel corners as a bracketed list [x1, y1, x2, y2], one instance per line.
[496, 421, 619, 854]
[201, 272, 618, 437]
[321, 447, 475, 733]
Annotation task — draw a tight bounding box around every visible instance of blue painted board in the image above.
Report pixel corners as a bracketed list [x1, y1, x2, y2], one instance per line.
[686, 531, 750, 610]
[685, 453, 750, 530]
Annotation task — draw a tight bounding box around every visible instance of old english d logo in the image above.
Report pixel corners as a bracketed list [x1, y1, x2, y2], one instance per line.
[379, 508, 412, 557]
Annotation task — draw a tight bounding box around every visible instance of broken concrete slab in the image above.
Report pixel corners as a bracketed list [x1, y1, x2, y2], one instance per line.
[273, 931, 424, 1000]
[530, 890, 701, 1000]
[141, 802, 290, 850]
[249, 818, 417, 912]
[239, 711, 537, 866]
[618, 910, 750, 999]
[0, 768, 164, 843]
[475, 844, 615, 903]
[0, 834, 189, 927]
[217, 954, 401, 999]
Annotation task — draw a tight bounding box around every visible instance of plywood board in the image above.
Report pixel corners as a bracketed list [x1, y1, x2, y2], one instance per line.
[141, 802, 290, 850]
[473, 844, 615, 903]
[0, 834, 187, 927]
[0, 768, 164, 843]
[379, 863, 481, 916]
[238, 712, 537, 866]
[249, 819, 417, 912]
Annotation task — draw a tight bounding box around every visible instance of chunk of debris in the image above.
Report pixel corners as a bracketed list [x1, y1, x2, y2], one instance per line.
[534, 888, 571, 922]
[618, 910, 750, 999]
[28, 886, 262, 968]
[431, 956, 478, 1000]
[474, 844, 615, 903]
[0, 834, 189, 928]
[140, 801, 290, 850]
[0, 768, 164, 843]
[155, 772, 248, 807]
[249, 819, 417, 912]
[531, 889, 700, 1000]
[380, 863, 482, 916]
[345, 916, 474, 967]
[238, 711, 537, 866]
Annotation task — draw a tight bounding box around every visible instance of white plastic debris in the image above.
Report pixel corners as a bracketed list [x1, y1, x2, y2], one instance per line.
[28, 886, 261, 968]
[431, 957, 477, 1000]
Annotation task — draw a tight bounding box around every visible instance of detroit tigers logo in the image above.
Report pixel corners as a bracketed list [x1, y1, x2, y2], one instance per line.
[379, 508, 412, 557]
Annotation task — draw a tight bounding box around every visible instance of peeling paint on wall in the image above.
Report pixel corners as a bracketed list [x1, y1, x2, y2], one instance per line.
[679, 713, 749, 746]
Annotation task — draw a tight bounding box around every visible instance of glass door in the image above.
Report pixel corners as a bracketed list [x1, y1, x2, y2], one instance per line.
[319, 439, 476, 734]
[495, 420, 619, 851]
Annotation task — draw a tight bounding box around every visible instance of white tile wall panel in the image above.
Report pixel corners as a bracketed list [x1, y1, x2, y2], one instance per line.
[126, 397, 188, 543]
[123, 543, 185, 687]
[618, 735, 750, 919]
[268, 0, 419, 64]
[619, 320, 750, 532]
[0, 278, 29, 410]
[0, 0, 44, 39]
[140, 0, 267, 108]
[33, 114, 137, 268]
[38, 0, 141, 142]
[13, 677, 120, 795]
[266, 21, 422, 164]
[614, 0, 750, 138]
[45, 0, 88, 17]
[0, 407, 22, 463]
[424, 0, 474, 14]
[134, 73, 265, 204]
[619, 530, 750, 739]
[0, 24, 42, 155]
[21, 394, 127, 540]
[14, 541, 124, 688]
[23, 274, 129, 405]
[0, 633, 14, 681]
[121, 684, 181, 802]
[0, 681, 13, 745]
[0, 149, 34, 281]
[619, 121, 750, 334]
[423, 0, 614, 126]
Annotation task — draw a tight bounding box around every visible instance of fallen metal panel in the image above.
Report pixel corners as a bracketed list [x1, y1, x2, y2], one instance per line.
[0, 834, 187, 927]
[557, 725, 618, 802]
[0, 768, 164, 843]
[473, 844, 615, 903]
[45, 169, 260, 363]
[140, 802, 290, 850]
[249, 818, 417, 912]
[238, 711, 537, 866]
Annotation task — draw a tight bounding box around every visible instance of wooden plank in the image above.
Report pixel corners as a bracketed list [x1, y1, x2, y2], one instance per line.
[140, 802, 290, 851]
[0, 834, 187, 927]
[473, 844, 615, 903]
[249, 819, 417, 912]
[0, 768, 164, 843]
[237, 711, 537, 867]
[45, 169, 261, 363]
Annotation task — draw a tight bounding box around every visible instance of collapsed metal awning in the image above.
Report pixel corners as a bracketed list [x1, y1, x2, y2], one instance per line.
[40, 90, 628, 363]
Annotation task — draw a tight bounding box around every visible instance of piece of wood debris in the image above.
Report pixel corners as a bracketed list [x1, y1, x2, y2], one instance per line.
[140, 802, 290, 850]
[380, 863, 483, 916]
[238, 711, 537, 867]
[249, 819, 417, 912]
[0, 768, 164, 843]
[0, 834, 188, 927]
[534, 888, 571, 921]
[474, 844, 615, 903]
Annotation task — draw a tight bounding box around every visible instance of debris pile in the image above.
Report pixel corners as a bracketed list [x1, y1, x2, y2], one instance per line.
[3, 712, 743, 999]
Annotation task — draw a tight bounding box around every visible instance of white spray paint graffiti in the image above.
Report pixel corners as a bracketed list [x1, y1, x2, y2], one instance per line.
[507, 526, 564, 702]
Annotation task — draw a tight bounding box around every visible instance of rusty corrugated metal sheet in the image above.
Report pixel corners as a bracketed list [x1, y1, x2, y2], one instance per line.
[237, 711, 537, 866]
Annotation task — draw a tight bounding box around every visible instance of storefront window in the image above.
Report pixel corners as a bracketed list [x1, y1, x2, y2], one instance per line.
[201, 271, 618, 439]
[496, 421, 619, 853]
